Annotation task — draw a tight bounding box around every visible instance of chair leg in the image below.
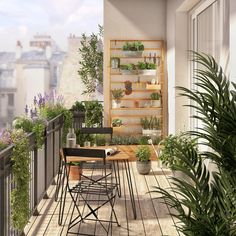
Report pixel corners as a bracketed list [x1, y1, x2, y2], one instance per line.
[55, 158, 62, 201]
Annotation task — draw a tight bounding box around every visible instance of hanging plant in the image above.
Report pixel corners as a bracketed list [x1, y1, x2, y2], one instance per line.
[10, 129, 30, 231]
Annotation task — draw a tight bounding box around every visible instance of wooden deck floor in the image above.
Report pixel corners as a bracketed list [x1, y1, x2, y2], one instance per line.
[24, 161, 180, 236]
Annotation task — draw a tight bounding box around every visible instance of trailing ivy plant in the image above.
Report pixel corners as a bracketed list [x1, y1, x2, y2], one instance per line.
[11, 129, 30, 231]
[12, 116, 46, 149]
[78, 25, 103, 94]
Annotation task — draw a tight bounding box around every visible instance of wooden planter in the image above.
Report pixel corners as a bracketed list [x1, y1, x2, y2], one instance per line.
[68, 165, 83, 181]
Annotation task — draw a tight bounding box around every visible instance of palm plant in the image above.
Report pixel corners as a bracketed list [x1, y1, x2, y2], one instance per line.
[152, 52, 236, 235]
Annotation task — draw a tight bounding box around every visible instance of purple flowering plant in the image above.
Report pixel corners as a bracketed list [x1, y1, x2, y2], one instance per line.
[0, 129, 12, 150]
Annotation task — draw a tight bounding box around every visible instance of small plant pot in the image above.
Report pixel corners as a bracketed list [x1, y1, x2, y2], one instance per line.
[136, 160, 151, 175]
[112, 100, 121, 108]
[151, 100, 161, 107]
[111, 57, 120, 69]
[68, 165, 83, 181]
[123, 51, 143, 57]
[139, 69, 156, 76]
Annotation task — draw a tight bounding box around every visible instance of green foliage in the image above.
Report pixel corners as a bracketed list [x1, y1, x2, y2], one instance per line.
[138, 136, 149, 145]
[78, 26, 103, 94]
[40, 105, 72, 146]
[159, 134, 197, 170]
[84, 101, 103, 127]
[111, 135, 140, 145]
[122, 41, 144, 51]
[112, 118, 123, 127]
[177, 52, 236, 175]
[137, 61, 157, 70]
[75, 129, 94, 146]
[150, 92, 161, 100]
[94, 134, 107, 146]
[152, 52, 236, 235]
[111, 89, 124, 100]
[11, 129, 30, 231]
[135, 145, 151, 162]
[120, 63, 136, 71]
[71, 101, 85, 112]
[140, 116, 161, 130]
[13, 116, 46, 149]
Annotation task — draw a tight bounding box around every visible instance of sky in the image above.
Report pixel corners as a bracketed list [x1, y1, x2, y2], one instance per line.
[0, 0, 103, 52]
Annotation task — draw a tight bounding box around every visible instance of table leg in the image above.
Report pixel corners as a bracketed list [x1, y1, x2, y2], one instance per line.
[124, 160, 137, 219]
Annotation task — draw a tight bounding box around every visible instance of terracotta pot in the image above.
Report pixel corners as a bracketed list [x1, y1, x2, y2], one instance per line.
[68, 165, 83, 181]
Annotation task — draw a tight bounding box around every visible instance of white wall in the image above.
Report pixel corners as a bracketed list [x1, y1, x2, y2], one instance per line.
[230, 0, 236, 84]
[103, 0, 167, 126]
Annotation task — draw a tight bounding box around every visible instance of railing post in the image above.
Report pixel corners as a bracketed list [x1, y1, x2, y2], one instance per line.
[33, 148, 39, 215]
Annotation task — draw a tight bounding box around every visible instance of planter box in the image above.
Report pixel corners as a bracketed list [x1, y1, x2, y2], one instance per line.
[120, 69, 137, 75]
[151, 100, 161, 107]
[142, 129, 161, 136]
[123, 51, 143, 57]
[139, 69, 156, 76]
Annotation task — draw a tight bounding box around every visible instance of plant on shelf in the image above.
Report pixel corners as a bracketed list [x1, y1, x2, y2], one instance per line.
[119, 63, 136, 74]
[152, 52, 236, 235]
[110, 57, 120, 69]
[111, 88, 124, 108]
[84, 100, 103, 127]
[150, 92, 161, 107]
[135, 145, 151, 175]
[78, 25, 103, 95]
[137, 62, 157, 75]
[112, 118, 123, 127]
[122, 41, 144, 57]
[140, 116, 161, 136]
[122, 41, 144, 51]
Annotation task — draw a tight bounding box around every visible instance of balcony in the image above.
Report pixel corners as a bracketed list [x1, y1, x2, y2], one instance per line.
[0, 114, 178, 236]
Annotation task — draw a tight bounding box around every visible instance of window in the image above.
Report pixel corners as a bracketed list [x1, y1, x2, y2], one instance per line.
[189, 0, 229, 130]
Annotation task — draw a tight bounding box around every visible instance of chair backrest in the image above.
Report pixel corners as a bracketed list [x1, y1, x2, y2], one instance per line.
[62, 147, 106, 160]
[80, 127, 113, 140]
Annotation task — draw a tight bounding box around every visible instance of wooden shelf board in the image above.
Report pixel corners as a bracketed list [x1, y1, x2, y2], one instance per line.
[111, 89, 159, 93]
[111, 115, 162, 118]
[111, 107, 162, 110]
[119, 98, 152, 101]
[110, 48, 161, 51]
[110, 72, 163, 76]
[110, 39, 163, 42]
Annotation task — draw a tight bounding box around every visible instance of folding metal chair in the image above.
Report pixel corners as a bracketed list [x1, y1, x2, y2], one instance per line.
[59, 148, 120, 235]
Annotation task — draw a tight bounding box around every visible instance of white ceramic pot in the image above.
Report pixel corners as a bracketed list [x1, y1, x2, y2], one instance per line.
[123, 51, 143, 57]
[112, 100, 121, 108]
[152, 100, 161, 107]
[136, 160, 151, 175]
[142, 129, 161, 136]
[139, 69, 156, 76]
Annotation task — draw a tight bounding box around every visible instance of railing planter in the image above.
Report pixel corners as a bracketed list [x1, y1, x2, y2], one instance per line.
[0, 114, 64, 236]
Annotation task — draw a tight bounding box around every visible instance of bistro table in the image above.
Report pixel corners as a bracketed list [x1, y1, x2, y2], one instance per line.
[66, 146, 137, 219]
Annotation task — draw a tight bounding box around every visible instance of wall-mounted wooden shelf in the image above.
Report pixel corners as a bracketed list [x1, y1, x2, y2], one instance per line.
[108, 39, 167, 137]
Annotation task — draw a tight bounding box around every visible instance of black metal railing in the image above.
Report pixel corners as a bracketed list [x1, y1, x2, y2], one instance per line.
[0, 114, 64, 236]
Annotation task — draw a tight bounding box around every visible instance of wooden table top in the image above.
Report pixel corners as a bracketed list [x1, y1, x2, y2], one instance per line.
[67, 146, 130, 163]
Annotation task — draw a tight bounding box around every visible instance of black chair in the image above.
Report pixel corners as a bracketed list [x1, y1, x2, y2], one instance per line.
[59, 148, 120, 235]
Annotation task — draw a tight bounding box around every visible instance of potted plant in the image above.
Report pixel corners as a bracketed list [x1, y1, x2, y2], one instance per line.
[111, 89, 124, 108]
[135, 145, 151, 175]
[120, 63, 137, 75]
[140, 116, 161, 136]
[110, 57, 120, 69]
[137, 62, 157, 75]
[84, 100, 103, 127]
[159, 134, 196, 181]
[150, 92, 161, 107]
[112, 118, 123, 127]
[122, 41, 144, 57]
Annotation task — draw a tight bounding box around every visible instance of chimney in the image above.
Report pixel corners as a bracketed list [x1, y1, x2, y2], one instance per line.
[16, 40, 22, 59]
[45, 45, 52, 59]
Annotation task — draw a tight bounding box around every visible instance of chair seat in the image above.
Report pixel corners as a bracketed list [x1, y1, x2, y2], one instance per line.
[70, 180, 118, 196]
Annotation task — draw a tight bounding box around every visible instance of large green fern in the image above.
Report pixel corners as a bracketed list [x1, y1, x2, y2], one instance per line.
[153, 52, 236, 235]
